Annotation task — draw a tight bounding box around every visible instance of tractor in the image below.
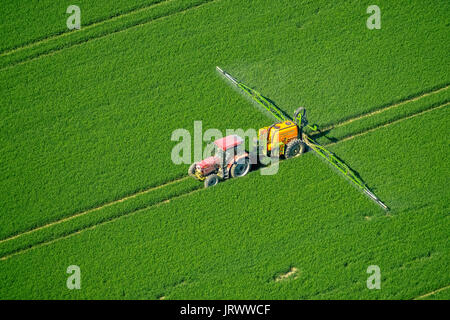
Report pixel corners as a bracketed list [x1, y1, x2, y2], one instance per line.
[188, 134, 251, 188]
[184, 66, 389, 211]
[188, 107, 311, 188]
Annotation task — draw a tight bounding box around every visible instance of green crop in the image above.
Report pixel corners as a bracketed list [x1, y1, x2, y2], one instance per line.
[0, 0, 214, 69]
[0, 0, 449, 299]
[314, 86, 450, 145]
[0, 0, 163, 53]
[0, 177, 200, 259]
[1, 0, 448, 238]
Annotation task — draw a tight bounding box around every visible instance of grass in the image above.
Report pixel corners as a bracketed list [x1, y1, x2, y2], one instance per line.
[0, 0, 448, 299]
[0, 0, 214, 69]
[313, 86, 450, 145]
[0, 177, 200, 259]
[0, 0, 164, 53]
[417, 286, 450, 300]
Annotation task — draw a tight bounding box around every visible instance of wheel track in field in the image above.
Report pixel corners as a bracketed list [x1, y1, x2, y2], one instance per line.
[0, 0, 219, 71]
[0, 0, 171, 56]
[413, 284, 450, 300]
[0, 176, 189, 245]
[310, 84, 449, 137]
[325, 102, 449, 147]
[0, 184, 204, 261]
[0, 169, 337, 259]
[0, 92, 447, 249]
[1, 100, 447, 261]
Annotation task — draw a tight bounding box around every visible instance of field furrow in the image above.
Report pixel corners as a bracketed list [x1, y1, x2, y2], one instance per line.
[0, 0, 170, 56]
[0, 177, 201, 259]
[0, 185, 204, 261]
[414, 284, 450, 300]
[312, 84, 449, 138]
[2, 82, 444, 244]
[0, 0, 218, 70]
[0, 0, 170, 53]
[0, 176, 189, 244]
[325, 102, 449, 146]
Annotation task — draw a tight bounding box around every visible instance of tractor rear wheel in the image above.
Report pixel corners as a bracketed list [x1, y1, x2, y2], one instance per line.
[284, 139, 305, 159]
[204, 174, 219, 188]
[230, 157, 250, 178]
[188, 163, 197, 178]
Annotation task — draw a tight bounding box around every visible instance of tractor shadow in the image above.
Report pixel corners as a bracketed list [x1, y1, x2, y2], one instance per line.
[263, 95, 293, 121]
[326, 151, 367, 185]
[308, 127, 338, 143]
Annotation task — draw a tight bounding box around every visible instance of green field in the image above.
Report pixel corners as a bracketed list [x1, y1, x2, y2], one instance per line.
[0, 0, 449, 299]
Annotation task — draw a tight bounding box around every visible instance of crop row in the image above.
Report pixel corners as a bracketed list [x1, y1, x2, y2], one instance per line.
[0, 0, 164, 53]
[0, 0, 216, 69]
[314, 86, 449, 145]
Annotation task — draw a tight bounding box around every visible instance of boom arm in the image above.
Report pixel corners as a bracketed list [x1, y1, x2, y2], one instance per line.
[302, 134, 389, 210]
[216, 66, 389, 211]
[216, 66, 288, 122]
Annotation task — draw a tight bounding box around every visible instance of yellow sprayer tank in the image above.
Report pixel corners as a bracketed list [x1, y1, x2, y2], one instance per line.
[258, 120, 298, 154]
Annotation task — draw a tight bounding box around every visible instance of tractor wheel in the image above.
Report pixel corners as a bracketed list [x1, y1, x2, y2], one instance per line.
[230, 157, 250, 178]
[284, 139, 305, 159]
[204, 174, 219, 188]
[188, 163, 197, 178]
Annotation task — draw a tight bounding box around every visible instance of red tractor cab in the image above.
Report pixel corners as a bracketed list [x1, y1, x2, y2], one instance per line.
[188, 135, 251, 187]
